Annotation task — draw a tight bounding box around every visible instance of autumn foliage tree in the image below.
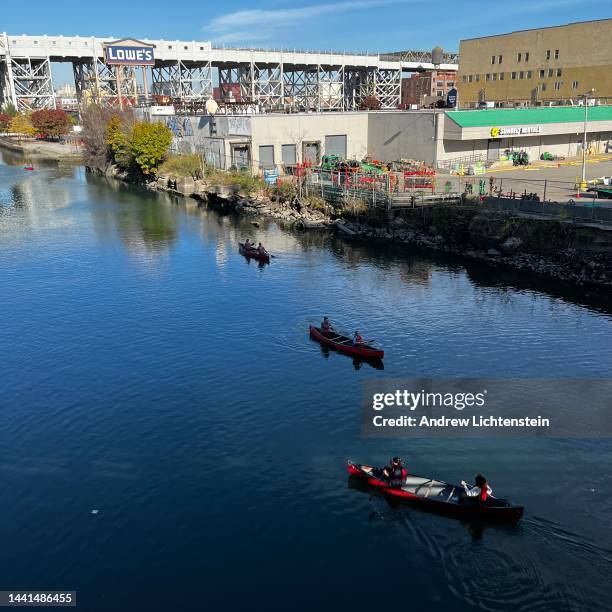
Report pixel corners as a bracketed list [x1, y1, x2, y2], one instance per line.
[0, 113, 11, 132]
[30, 109, 72, 139]
[106, 115, 132, 169]
[359, 96, 382, 111]
[9, 114, 37, 139]
[129, 122, 173, 176]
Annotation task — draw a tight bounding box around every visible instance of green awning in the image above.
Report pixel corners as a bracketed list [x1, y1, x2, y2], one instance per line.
[447, 106, 612, 128]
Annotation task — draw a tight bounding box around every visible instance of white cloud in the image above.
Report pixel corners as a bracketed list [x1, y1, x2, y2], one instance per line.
[203, 0, 408, 44]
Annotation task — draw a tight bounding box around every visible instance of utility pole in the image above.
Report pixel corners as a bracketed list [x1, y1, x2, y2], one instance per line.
[580, 88, 595, 189]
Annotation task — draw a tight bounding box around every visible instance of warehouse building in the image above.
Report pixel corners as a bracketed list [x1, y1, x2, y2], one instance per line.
[151, 105, 612, 172]
[457, 19, 612, 107]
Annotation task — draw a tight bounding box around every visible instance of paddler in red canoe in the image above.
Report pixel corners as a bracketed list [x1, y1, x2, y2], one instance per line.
[244, 238, 253, 250]
[461, 474, 493, 502]
[257, 242, 268, 255]
[362, 457, 407, 488]
[321, 316, 334, 336]
[353, 330, 364, 346]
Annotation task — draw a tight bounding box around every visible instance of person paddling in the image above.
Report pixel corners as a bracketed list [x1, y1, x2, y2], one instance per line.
[244, 238, 253, 250]
[257, 242, 267, 255]
[321, 316, 334, 336]
[383, 457, 407, 488]
[461, 474, 492, 502]
[353, 330, 364, 346]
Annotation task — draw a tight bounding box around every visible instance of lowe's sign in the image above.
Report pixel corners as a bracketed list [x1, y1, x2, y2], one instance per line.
[104, 39, 155, 66]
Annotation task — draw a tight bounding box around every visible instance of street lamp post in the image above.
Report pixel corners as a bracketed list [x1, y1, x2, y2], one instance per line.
[580, 88, 595, 188]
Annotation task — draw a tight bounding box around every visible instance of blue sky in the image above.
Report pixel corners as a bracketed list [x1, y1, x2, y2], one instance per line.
[3, 0, 608, 85]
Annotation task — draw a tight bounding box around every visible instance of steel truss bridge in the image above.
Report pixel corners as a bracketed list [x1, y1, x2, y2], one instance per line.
[0, 33, 458, 112]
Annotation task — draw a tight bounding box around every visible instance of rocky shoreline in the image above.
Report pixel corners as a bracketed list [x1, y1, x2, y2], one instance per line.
[95, 165, 612, 292]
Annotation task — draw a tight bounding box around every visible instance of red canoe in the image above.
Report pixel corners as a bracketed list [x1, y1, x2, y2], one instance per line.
[239, 242, 270, 263]
[347, 461, 523, 521]
[309, 326, 384, 359]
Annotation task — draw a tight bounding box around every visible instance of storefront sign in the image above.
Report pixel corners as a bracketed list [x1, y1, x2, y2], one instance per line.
[490, 125, 542, 137]
[104, 39, 155, 66]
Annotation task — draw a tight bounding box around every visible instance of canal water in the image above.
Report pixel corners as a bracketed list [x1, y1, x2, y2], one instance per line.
[0, 152, 611, 612]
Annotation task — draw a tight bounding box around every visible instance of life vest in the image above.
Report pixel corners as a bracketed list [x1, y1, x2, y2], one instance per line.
[321, 321, 330, 332]
[389, 466, 406, 487]
[354, 334, 363, 344]
[480, 485, 488, 501]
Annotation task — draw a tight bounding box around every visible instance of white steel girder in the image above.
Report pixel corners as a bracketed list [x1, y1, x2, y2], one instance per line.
[10, 56, 55, 111]
[152, 61, 212, 100]
[375, 68, 401, 109]
[318, 65, 343, 111]
[283, 68, 318, 110]
[74, 59, 136, 107]
[253, 63, 283, 108]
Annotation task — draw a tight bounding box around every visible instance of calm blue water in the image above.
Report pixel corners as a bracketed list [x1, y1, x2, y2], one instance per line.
[0, 152, 611, 611]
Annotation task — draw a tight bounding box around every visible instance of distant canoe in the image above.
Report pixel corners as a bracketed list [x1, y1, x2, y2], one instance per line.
[309, 325, 384, 359]
[238, 242, 270, 263]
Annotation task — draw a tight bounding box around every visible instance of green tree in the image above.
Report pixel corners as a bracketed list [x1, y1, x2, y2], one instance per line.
[129, 121, 173, 176]
[105, 115, 131, 169]
[9, 114, 37, 139]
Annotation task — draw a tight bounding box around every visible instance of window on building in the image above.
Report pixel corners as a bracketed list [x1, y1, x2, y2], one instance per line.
[541, 82, 547, 91]
[168, 45, 173, 49]
[554, 82, 561, 91]
[511, 71, 517, 79]
[499, 72, 504, 80]
[548, 68, 554, 77]
[486, 74, 490, 81]
[498, 54, 503, 64]
[437, 81, 444, 86]
[491, 55, 496, 64]
[519, 71, 524, 79]
[572, 80, 579, 89]
[554, 49, 559, 59]
[527, 70, 532, 79]
[546, 49, 551, 60]
[468, 75, 473, 83]
[437, 90, 443, 97]
[447, 81, 454, 87]
[517, 52, 522, 62]
[281, 144, 297, 166]
[475, 74, 480, 82]
[557, 68, 562, 77]
[492, 73, 497, 81]
[462, 75, 467, 83]
[258, 145, 275, 169]
[525, 52, 530, 62]
[539, 69, 545, 78]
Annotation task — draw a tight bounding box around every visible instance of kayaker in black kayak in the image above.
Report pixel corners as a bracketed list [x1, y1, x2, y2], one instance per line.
[461, 474, 493, 502]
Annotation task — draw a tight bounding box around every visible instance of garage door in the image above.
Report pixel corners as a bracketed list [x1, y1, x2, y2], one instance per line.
[487, 139, 501, 161]
[325, 135, 347, 158]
